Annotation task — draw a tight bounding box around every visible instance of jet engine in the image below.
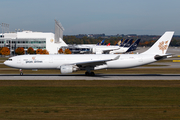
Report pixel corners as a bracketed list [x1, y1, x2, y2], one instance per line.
[60, 65, 78, 74]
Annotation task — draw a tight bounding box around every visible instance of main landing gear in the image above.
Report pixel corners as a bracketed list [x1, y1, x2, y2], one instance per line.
[20, 69, 23, 76]
[85, 71, 95, 76]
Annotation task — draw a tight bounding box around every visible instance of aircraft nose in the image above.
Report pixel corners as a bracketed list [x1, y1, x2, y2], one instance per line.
[4, 61, 8, 66]
[4, 60, 11, 66]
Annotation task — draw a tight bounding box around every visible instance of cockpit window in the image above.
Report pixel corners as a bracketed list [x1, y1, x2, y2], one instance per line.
[7, 59, 12, 61]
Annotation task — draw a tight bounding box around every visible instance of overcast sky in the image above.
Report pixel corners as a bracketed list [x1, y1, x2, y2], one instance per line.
[0, 0, 180, 35]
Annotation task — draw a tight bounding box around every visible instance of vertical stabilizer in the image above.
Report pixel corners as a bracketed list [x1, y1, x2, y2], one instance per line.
[126, 39, 141, 52]
[124, 39, 133, 47]
[116, 39, 123, 46]
[55, 20, 64, 43]
[120, 39, 129, 47]
[142, 31, 174, 55]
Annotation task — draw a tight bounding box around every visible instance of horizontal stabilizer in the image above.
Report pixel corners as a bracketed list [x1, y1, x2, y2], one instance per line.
[154, 53, 174, 60]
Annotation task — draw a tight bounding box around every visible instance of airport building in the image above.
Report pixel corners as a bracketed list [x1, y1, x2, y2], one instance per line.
[0, 20, 66, 54]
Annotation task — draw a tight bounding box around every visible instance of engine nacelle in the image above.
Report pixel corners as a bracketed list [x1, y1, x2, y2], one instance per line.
[60, 65, 78, 74]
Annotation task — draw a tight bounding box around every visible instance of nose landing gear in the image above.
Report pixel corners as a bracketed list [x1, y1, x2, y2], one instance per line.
[19, 69, 23, 76]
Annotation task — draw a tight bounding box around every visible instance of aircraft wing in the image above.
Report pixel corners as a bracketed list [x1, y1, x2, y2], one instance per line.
[74, 55, 120, 67]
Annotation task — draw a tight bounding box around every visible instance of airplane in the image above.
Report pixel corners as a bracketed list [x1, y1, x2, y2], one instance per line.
[109, 39, 140, 54]
[4, 31, 174, 76]
[91, 39, 137, 54]
[62, 38, 136, 54]
[90, 39, 134, 54]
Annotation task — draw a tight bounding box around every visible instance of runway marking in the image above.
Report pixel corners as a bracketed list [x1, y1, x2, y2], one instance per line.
[173, 60, 180, 62]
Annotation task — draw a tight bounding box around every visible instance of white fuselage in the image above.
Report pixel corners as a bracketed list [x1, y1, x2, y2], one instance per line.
[72, 44, 128, 54]
[4, 54, 156, 70]
[109, 47, 129, 54]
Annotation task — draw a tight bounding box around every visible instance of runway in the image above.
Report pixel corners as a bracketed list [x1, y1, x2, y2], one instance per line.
[0, 74, 180, 80]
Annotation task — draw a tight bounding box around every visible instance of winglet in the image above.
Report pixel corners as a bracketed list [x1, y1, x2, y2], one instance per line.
[113, 55, 120, 60]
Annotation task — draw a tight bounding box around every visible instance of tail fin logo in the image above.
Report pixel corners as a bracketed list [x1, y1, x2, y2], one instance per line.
[158, 40, 168, 54]
[117, 41, 121, 45]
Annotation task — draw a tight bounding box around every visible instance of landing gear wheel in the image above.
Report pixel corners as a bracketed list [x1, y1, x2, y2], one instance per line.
[90, 72, 95, 76]
[85, 72, 89, 76]
[85, 71, 95, 76]
[20, 72, 23, 76]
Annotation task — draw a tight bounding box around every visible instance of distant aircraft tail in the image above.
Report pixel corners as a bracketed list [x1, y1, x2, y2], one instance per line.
[100, 40, 105, 45]
[120, 39, 129, 47]
[126, 39, 141, 52]
[107, 43, 110, 46]
[116, 39, 123, 46]
[124, 39, 133, 47]
[142, 31, 174, 55]
[97, 40, 105, 45]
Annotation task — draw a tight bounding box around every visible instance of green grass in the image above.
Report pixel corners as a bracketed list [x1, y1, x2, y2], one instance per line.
[0, 80, 180, 120]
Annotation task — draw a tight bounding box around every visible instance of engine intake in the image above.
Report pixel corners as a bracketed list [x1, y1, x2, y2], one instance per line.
[60, 65, 78, 74]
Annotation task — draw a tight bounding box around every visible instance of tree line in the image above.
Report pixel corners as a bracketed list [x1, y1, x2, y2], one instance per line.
[0, 47, 72, 56]
[64, 36, 180, 46]
[63, 36, 123, 45]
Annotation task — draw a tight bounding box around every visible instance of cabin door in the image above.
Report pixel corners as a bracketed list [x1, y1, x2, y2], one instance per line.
[138, 56, 143, 62]
[49, 57, 53, 63]
[17, 58, 21, 64]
